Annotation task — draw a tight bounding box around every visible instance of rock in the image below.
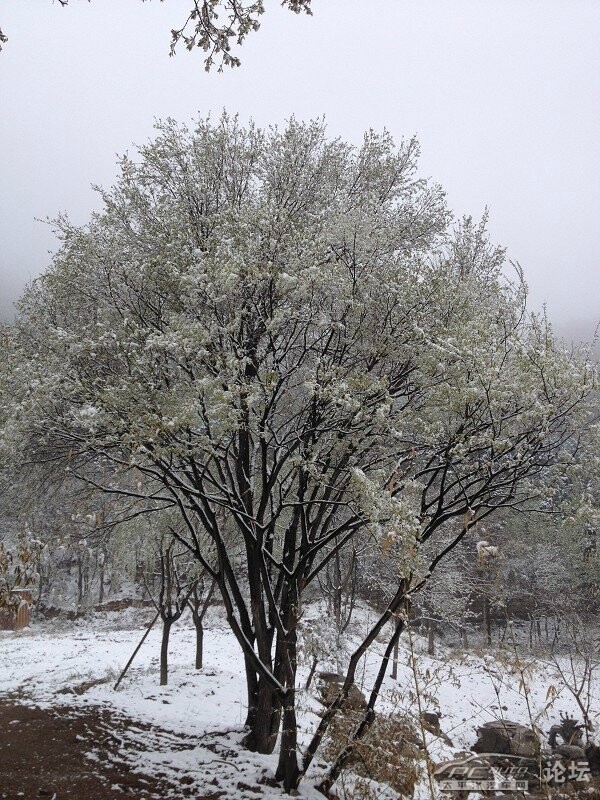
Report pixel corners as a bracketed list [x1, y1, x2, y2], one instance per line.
[554, 743, 586, 760]
[316, 671, 367, 710]
[421, 711, 453, 746]
[472, 720, 538, 757]
[422, 711, 441, 730]
[585, 742, 600, 776]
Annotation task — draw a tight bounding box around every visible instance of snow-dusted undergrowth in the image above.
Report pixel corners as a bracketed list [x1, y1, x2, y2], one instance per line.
[1, 604, 598, 799]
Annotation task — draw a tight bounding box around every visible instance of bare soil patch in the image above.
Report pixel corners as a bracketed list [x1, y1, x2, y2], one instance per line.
[0, 699, 221, 800]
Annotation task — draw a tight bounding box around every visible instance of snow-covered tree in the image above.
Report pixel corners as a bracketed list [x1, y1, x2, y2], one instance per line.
[0, 1, 313, 69]
[1, 116, 594, 790]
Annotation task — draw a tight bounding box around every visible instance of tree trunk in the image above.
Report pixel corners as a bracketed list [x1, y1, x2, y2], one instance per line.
[243, 653, 258, 729]
[243, 673, 282, 754]
[302, 582, 409, 780]
[391, 637, 399, 680]
[483, 596, 492, 645]
[77, 555, 84, 606]
[275, 595, 300, 790]
[428, 622, 435, 656]
[195, 620, 204, 670]
[276, 687, 300, 790]
[160, 618, 172, 686]
[98, 556, 105, 605]
[305, 655, 318, 690]
[318, 618, 405, 794]
[189, 575, 216, 671]
[82, 554, 89, 603]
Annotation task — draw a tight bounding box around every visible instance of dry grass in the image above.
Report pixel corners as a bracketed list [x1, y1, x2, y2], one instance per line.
[320, 701, 423, 799]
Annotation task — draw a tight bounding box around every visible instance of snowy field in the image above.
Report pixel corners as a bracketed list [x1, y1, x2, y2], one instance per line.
[1, 605, 599, 799]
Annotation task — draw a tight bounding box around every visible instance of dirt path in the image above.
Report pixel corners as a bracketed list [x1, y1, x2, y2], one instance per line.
[0, 699, 221, 800]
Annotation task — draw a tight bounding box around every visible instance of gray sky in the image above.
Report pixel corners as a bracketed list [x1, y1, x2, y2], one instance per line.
[1, 0, 599, 342]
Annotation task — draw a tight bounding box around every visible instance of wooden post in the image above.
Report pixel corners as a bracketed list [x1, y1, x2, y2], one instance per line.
[15, 600, 30, 629]
[114, 611, 160, 690]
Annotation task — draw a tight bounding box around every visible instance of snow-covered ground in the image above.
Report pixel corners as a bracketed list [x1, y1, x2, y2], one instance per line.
[1, 605, 599, 798]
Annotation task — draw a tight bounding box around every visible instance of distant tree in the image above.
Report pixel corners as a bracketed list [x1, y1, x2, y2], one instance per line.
[132, 509, 216, 682]
[1, 115, 595, 792]
[188, 571, 216, 669]
[0, 0, 313, 70]
[142, 537, 195, 685]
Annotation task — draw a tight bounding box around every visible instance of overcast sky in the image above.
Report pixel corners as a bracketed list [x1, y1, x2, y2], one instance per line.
[1, 0, 599, 342]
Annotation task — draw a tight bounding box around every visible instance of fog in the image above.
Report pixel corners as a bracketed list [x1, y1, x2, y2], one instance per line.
[1, 0, 598, 345]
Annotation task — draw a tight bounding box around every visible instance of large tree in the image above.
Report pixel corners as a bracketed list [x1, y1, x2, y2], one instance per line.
[1, 116, 594, 792]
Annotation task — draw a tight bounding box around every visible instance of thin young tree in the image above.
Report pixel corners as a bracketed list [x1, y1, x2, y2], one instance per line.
[189, 571, 216, 670]
[143, 537, 195, 685]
